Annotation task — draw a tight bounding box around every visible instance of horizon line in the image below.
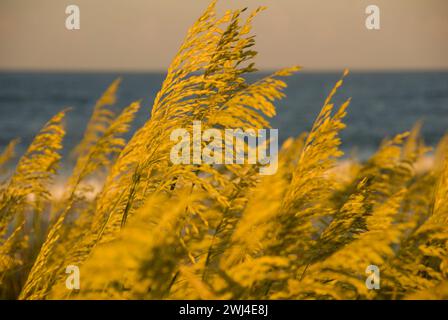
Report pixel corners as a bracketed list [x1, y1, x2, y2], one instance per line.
[1, 67, 448, 74]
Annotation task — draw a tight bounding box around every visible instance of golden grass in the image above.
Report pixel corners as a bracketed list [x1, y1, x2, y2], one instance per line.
[1, 1, 447, 300]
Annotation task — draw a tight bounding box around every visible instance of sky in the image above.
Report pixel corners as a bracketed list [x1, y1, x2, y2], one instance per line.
[0, 0, 447, 72]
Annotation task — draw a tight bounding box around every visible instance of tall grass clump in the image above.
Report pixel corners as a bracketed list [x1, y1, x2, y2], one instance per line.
[1, 0, 447, 300]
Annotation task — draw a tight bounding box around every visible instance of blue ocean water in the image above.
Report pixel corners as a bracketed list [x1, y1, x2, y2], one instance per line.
[0, 72, 447, 159]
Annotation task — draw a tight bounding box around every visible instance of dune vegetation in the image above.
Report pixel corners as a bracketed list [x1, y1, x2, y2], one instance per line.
[1, 1, 447, 300]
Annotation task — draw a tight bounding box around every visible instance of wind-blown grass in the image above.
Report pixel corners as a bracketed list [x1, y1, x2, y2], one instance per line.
[1, 0, 447, 300]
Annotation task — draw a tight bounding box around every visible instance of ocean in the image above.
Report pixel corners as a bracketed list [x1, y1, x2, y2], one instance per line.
[1, 71, 447, 159]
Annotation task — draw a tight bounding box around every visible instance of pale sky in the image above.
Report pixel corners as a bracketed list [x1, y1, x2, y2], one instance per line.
[1, 0, 447, 71]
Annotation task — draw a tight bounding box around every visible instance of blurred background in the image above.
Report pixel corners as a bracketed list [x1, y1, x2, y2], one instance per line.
[1, 0, 447, 158]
